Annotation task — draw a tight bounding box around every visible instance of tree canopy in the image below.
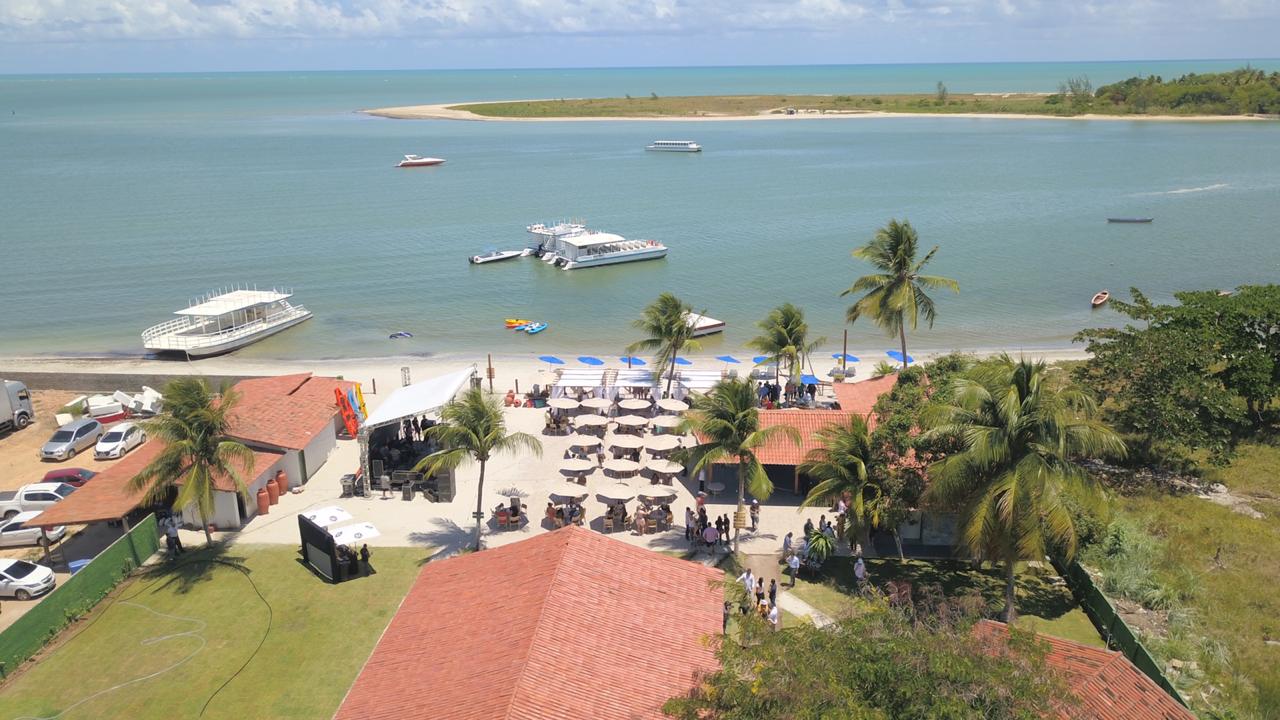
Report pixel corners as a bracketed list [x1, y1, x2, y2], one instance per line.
[1093, 68, 1280, 115]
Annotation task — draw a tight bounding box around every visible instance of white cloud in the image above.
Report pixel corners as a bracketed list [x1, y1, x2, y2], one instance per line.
[1, 0, 1276, 43]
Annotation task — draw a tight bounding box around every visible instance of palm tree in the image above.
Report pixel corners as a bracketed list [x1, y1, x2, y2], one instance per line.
[843, 219, 958, 370]
[678, 378, 800, 552]
[130, 378, 255, 545]
[627, 293, 702, 399]
[923, 356, 1126, 621]
[413, 388, 542, 551]
[797, 414, 882, 552]
[747, 303, 825, 392]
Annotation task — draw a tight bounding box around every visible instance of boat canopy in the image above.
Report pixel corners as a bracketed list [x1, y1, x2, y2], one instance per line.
[559, 232, 627, 248]
[361, 366, 476, 430]
[175, 290, 292, 316]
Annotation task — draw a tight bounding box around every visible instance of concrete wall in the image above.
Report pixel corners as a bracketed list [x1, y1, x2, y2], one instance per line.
[299, 420, 338, 483]
[0, 370, 262, 393]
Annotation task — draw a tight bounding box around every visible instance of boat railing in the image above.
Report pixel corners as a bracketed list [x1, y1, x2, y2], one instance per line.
[143, 305, 310, 350]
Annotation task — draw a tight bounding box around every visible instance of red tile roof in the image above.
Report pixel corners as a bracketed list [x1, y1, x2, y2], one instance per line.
[973, 620, 1194, 720]
[832, 373, 897, 417]
[226, 373, 353, 450]
[334, 526, 723, 720]
[749, 409, 853, 466]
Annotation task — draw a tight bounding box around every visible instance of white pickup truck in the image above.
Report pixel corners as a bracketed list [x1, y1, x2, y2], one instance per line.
[0, 482, 76, 521]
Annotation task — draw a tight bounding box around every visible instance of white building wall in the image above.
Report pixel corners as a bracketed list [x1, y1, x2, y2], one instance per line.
[180, 453, 292, 530]
[299, 419, 339, 483]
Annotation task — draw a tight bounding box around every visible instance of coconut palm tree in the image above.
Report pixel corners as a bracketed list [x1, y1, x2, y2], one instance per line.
[746, 303, 825, 392]
[843, 219, 958, 370]
[414, 388, 542, 551]
[923, 356, 1125, 621]
[628, 292, 703, 399]
[797, 414, 882, 552]
[678, 378, 800, 552]
[130, 378, 255, 545]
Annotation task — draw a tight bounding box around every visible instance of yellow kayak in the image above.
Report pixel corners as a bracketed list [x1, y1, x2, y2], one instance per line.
[505, 318, 532, 328]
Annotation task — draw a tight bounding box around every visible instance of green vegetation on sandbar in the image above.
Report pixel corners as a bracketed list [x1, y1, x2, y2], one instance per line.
[0, 544, 427, 720]
[449, 67, 1280, 119]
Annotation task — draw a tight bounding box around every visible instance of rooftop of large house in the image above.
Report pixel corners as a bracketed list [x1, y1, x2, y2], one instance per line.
[974, 620, 1195, 720]
[333, 525, 723, 720]
[832, 372, 898, 417]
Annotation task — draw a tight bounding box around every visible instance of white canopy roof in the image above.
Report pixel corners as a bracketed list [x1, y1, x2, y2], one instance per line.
[361, 366, 476, 430]
[560, 232, 626, 248]
[175, 289, 291, 316]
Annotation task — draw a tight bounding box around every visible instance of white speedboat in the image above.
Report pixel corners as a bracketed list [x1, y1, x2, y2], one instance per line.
[397, 155, 446, 167]
[686, 313, 725, 337]
[142, 286, 312, 358]
[470, 249, 524, 265]
[526, 221, 667, 270]
[646, 140, 701, 152]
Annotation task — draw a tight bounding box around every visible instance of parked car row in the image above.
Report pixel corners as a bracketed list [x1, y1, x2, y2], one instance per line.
[39, 419, 146, 463]
[0, 558, 56, 600]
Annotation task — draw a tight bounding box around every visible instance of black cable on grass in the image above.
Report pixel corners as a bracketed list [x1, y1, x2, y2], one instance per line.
[198, 557, 273, 718]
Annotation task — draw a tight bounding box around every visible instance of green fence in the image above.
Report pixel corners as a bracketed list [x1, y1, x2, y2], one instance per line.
[1051, 556, 1191, 708]
[0, 513, 159, 675]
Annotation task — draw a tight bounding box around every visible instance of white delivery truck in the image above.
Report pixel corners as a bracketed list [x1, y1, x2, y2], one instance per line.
[0, 380, 35, 433]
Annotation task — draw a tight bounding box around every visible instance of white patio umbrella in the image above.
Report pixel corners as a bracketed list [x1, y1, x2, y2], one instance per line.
[645, 434, 681, 452]
[608, 434, 644, 451]
[618, 398, 652, 412]
[560, 458, 595, 476]
[550, 482, 589, 503]
[547, 398, 580, 410]
[650, 415, 683, 430]
[603, 458, 641, 477]
[302, 505, 352, 527]
[574, 413, 609, 428]
[579, 397, 612, 411]
[639, 491, 677, 504]
[614, 414, 649, 429]
[330, 522, 380, 545]
[656, 398, 689, 413]
[596, 482, 635, 503]
[568, 434, 603, 451]
[646, 459, 684, 476]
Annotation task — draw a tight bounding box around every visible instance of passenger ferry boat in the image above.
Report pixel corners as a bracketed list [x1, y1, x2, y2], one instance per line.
[142, 286, 312, 358]
[526, 221, 667, 270]
[646, 140, 702, 153]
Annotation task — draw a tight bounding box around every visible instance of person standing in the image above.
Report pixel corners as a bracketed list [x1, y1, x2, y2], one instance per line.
[768, 602, 780, 632]
[854, 556, 867, 586]
[755, 578, 765, 606]
[803, 517, 815, 538]
[411, 416, 421, 442]
[360, 544, 372, 575]
[788, 552, 801, 587]
[723, 601, 732, 634]
[737, 568, 755, 598]
[749, 499, 760, 531]
[685, 507, 695, 542]
[164, 515, 184, 556]
[768, 578, 777, 607]
[782, 531, 793, 557]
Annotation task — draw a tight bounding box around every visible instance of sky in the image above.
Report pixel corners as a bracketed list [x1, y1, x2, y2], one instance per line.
[1, 0, 1278, 74]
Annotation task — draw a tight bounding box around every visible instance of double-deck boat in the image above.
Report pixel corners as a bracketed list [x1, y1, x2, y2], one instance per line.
[142, 287, 312, 358]
[525, 221, 667, 270]
[646, 140, 701, 153]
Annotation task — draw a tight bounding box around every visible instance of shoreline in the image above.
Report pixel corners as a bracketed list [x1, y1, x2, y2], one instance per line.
[362, 100, 1269, 124]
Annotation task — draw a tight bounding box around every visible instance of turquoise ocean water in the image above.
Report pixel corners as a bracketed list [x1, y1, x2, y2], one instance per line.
[2, 60, 1279, 361]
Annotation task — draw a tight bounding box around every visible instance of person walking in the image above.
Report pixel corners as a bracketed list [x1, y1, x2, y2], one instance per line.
[788, 552, 801, 587]
[736, 568, 755, 598]
[749, 499, 760, 532]
[755, 578, 765, 606]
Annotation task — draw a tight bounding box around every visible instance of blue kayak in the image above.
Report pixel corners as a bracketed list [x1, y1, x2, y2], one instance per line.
[525, 322, 548, 334]
[389, 331, 413, 339]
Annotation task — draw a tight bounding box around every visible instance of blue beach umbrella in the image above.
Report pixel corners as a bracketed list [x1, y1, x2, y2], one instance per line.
[800, 374, 821, 385]
[538, 355, 565, 366]
[578, 356, 605, 366]
[832, 353, 860, 363]
[715, 355, 740, 364]
[752, 356, 770, 365]
[886, 350, 914, 364]
[619, 356, 647, 366]
[673, 357, 693, 366]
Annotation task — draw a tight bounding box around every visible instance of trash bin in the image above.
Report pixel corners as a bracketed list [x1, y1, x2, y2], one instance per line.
[402, 482, 414, 501]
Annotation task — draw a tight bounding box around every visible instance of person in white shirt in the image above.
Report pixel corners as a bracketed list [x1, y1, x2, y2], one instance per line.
[787, 553, 801, 586]
[736, 568, 755, 598]
[768, 602, 780, 631]
[854, 556, 867, 584]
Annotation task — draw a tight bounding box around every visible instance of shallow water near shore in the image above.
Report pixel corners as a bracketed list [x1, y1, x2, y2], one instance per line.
[2, 61, 1279, 361]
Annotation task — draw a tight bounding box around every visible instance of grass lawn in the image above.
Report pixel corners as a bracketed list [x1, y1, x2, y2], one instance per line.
[790, 557, 1105, 648]
[0, 543, 427, 720]
[1107, 443, 1280, 717]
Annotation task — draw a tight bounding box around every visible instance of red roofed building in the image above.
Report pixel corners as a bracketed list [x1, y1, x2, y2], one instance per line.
[832, 373, 897, 420]
[973, 620, 1194, 720]
[334, 525, 723, 720]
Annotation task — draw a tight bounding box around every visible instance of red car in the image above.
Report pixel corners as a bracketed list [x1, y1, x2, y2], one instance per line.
[41, 467, 97, 488]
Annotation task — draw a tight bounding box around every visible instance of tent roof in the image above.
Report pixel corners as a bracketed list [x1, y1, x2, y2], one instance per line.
[361, 366, 475, 430]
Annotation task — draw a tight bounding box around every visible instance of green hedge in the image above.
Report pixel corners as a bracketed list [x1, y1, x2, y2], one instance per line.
[0, 514, 159, 675]
[1052, 556, 1190, 708]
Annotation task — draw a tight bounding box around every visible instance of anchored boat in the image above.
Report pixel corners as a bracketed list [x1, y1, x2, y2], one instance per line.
[397, 155, 446, 168]
[525, 221, 667, 270]
[1107, 217, 1153, 223]
[142, 286, 312, 358]
[1091, 290, 1111, 308]
[470, 249, 523, 265]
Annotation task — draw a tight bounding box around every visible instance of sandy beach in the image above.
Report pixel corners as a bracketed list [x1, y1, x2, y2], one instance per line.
[364, 101, 1269, 123]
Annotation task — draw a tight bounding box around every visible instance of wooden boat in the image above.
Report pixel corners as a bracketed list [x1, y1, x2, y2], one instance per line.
[1107, 217, 1153, 223]
[1091, 290, 1110, 308]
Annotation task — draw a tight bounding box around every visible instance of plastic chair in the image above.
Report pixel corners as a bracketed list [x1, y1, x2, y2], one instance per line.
[646, 517, 658, 534]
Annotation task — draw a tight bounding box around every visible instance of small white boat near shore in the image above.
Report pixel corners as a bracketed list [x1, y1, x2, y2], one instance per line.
[142, 286, 312, 358]
[470, 249, 524, 265]
[397, 155, 446, 167]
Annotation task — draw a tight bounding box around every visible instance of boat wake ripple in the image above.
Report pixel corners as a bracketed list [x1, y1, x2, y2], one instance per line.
[1133, 183, 1229, 196]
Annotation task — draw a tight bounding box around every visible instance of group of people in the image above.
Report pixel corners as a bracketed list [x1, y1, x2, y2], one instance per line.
[546, 499, 585, 526]
[336, 542, 373, 580]
[687, 505, 729, 551]
[400, 415, 434, 443]
[633, 502, 672, 534]
[755, 380, 822, 409]
[731, 568, 781, 632]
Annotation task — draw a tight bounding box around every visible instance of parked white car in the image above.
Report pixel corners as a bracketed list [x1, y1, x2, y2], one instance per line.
[94, 421, 146, 460]
[0, 511, 67, 548]
[0, 558, 56, 600]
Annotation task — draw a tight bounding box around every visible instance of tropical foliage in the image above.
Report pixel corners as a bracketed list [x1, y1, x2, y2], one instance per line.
[628, 292, 702, 398]
[664, 598, 1073, 719]
[678, 378, 799, 551]
[413, 388, 542, 551]
[746, 303, 824, 389]
[843, 219, 958, 369]
[798, 414, 881, 550]
[924, 356, 1125, 620]
[1094, 67, 1280, 115]
[131, 378, 254, 544]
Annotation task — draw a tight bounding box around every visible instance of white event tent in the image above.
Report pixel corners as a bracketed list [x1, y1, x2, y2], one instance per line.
[359, 366, 477, 477]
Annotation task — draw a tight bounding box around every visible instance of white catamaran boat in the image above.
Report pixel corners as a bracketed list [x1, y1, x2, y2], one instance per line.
[646, 140, 701, 153]
[525, 221, 667, 270]
[142, 287, 312, 358]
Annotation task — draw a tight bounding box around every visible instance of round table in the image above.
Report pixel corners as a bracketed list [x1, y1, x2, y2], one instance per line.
[618, 398, 652, 412]
[579, 397, 612, 411]
[547, 398, 580, 410]
[707, 481, 726, 494]
[656, 398, 689, 413]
